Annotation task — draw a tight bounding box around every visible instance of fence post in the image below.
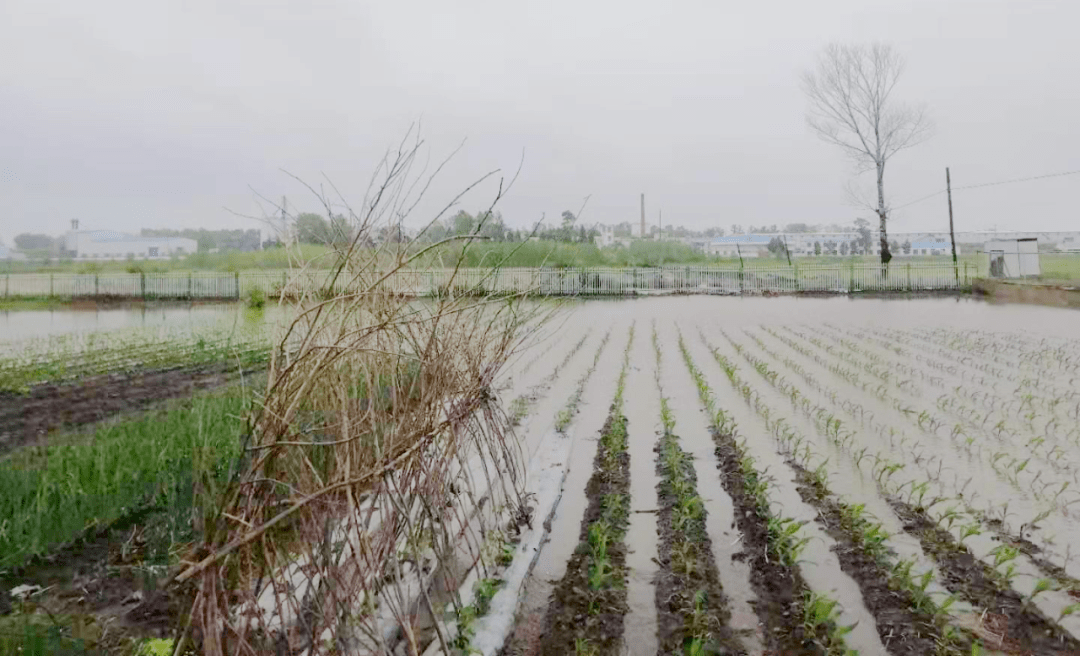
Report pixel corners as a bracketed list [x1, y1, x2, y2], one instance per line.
[906, 263, 911, 291]
[95, 274, 99, 297]
[235, 272, 241, 300]
[848, 261, 854, 293]
[188, 272, 193, 299]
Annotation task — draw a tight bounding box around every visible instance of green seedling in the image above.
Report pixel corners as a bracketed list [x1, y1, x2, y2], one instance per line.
[958, 522, 981, 544]
[473, 577, 504, 615]
[1059, 603, 1080, 622]
[1022, 578, 1056, 611]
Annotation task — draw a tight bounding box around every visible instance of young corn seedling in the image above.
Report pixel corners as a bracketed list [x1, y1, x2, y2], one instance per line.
[1021, 578, 1057, 612]
[802, 591, 856, 655]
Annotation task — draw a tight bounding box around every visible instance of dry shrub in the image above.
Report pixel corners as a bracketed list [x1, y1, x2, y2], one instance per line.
[172, 133, 549, 655]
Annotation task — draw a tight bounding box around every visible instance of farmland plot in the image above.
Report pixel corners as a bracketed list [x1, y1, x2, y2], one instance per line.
[493, 297, 1080, 656]
[8, 296, 1080, 656]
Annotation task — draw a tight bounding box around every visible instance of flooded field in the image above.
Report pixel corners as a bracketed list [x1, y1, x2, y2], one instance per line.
[0, 302, 269, 343]
[5, 294, 1080, 655]
[493, 296, 1080, 656]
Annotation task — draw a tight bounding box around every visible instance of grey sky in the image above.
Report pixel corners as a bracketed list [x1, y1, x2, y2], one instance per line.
[2, 0, 1078, 240]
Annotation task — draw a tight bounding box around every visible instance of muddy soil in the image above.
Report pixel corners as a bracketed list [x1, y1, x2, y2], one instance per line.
[536, 409, 630, 656]
[708, 427, 824, 656]
[653, 434, 744, 655]
[0, 363, 251, 455]
[0, 508, 194, 653]
[787, 465, 943, 655]
[888, 499, 1080, 655]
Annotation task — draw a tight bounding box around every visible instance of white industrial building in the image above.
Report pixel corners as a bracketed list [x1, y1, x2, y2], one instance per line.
[62, 230, 196, 260]
[909, 240, 957, 256]
[0, 242, 27, 261]
[706, 235, 774, 257]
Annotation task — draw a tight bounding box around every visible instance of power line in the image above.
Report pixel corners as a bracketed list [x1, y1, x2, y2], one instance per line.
[951, 168, 1080, 192]
[891, 189, 945, 211]
[889, 167, 1080, 212]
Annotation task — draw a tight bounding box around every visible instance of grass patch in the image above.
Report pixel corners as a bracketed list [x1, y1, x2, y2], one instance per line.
[0, 388, 249, 569]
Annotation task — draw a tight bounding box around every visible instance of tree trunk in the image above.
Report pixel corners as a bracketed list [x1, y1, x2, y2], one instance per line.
[876, 162, 892, 266]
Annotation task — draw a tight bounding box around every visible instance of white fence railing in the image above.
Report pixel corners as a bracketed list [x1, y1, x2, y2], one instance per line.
[0, 263, 974, 299]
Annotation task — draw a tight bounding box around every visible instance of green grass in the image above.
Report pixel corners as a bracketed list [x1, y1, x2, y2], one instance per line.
[0, 389, 249, 569]
[1037, 254, 1080, 281]
[0, 245, 333, 274]
[5, 240, 1075, 274]
[0, 613, 100, 655]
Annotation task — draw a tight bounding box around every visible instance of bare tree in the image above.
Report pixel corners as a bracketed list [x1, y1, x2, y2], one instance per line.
[802, 43, 932, 265]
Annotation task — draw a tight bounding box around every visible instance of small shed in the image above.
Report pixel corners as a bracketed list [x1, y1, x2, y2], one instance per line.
[985, 238, 1040, 278]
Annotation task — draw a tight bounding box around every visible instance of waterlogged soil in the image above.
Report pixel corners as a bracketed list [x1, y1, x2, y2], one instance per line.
[502, 327, 627, 656]
[788, 465, 942, 655]
[536, 408, 630, 656]
[888, 499, 1080, 655]
[708, 427, 824, 656]
[0, 508, 193, 652]
[0, 363, 247, 455]
[653, 435, 744, 655]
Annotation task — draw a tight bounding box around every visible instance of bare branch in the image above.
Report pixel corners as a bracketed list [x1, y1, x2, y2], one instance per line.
[802, 42, 933, 264]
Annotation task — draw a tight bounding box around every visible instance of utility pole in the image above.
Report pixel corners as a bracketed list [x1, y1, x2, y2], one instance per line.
[782, 234, 793, 266]
[946, 168, 958, 285]
[640, 193, 646, 240]
[281, 196, 289, 246]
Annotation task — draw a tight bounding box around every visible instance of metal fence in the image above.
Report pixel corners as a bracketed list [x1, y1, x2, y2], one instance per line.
[1, 262, 977, 299]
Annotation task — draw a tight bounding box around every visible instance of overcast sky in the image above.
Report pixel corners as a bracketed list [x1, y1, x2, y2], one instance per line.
[2, 0, 1078, 241]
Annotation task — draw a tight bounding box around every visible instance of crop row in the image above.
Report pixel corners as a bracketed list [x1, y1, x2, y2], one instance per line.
[556, 330, 612, 432]
[649, 325, 741, 655]
[722, 327, 1080, 646]
[808, 324, 1080, 491]
[676, 331, 854, 654]
[711, 330, 983, 652]
[538, 323, 634, 656]
[0, 325, 272, 393]
[760, 326, 1078, 515]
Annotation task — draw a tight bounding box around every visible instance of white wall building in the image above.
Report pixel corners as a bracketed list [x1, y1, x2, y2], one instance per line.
[594, 224, 616, 247]
[986, 238, 1040, 278]
[908, 240, 958, 256]
[706, 235, 774, 257]
[0, 242, 27, 261]
[62, 230, 197, 260]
